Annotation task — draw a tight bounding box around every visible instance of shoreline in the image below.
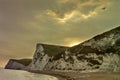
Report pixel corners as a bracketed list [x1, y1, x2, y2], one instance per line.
[1, 69, 120, 80]
[28, 70, 69, 80]
[27, 70, 120, 80]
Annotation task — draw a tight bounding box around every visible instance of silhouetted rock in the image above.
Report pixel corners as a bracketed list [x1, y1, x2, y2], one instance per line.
[5, 59, 31, 70]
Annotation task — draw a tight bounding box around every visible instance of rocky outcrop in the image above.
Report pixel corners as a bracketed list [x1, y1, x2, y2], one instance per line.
[99, 54, 120, 72]
[27, 43, 68, 70]
[28, 26, 120, 72]
[5, 59, 31, 70]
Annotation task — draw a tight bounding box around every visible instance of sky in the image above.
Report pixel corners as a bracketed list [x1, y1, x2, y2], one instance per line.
[0, 0, 120, 67]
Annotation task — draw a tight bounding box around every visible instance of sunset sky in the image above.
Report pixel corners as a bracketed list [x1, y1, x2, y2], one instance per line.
[0, 0, 120, 67]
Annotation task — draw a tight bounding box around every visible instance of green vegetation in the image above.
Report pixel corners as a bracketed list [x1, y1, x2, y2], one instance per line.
[40, 44, 69, 56]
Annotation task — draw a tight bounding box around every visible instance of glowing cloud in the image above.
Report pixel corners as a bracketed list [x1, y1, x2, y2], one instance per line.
[81, 11, 97, 19]
[46, 0, 110, 24]
[57, 12, 75, 23]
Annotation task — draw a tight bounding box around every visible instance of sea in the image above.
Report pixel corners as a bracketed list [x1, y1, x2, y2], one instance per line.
[0, 69, 58, 80]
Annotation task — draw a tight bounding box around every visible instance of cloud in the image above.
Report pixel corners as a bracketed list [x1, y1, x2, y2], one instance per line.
[46, 0, 110, 23]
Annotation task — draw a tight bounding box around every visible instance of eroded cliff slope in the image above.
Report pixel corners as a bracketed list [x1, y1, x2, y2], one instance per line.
[28, 26, 120, 72]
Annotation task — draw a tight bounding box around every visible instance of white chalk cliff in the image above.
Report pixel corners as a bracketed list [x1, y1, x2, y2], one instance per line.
[28, 44, 50, 70]
[27, 44, 68, 70]
[28, 26, 120, 72]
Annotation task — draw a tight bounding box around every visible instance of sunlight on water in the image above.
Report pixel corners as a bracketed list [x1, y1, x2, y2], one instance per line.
[0, 69, 58, 80]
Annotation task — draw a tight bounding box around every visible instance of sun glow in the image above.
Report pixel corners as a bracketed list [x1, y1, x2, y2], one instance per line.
[68, 41, 80, 47]
[64, 38, 81, 47]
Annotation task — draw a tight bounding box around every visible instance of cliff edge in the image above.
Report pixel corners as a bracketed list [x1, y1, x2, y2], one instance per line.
[28, 26, 120, 72]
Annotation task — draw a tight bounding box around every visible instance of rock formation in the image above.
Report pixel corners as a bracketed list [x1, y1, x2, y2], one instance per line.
[28, 26, 120, 72]
[27, 43, 68, 70]
[7, 26, 120, 72]
[5, 59, 31, 70]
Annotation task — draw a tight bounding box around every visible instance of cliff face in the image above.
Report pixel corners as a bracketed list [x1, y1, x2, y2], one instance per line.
[27, 44, 68, 70]
[5, 59, 31, 70]
[28, 26, 120, 72]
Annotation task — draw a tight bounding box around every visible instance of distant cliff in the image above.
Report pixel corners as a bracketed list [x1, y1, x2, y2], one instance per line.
[5, 59, 31, 70]
[28, 26, 120, 72]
